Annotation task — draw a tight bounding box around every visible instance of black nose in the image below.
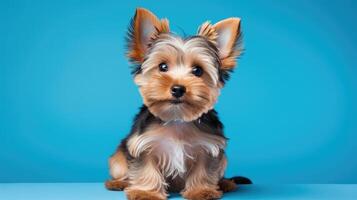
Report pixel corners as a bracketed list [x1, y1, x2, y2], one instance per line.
[171, 85, 186, 98]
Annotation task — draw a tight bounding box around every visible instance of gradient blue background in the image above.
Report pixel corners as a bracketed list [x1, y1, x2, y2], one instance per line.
[1, 0, 356, 183]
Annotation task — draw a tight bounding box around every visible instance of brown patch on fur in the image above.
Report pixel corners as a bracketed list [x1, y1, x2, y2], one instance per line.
[213, 18, 241, 70]
[198, 21, 218, 44]
[109, 150, 128, 180]
[198, 18, 242, 71]
[182, 187, 222, 200]
[220, 54, 239, 71]
[126, 189, 167, 200]
[128, 8, 170, 62]
[105, 179, 129, 191]
[218, 178, 237, 193]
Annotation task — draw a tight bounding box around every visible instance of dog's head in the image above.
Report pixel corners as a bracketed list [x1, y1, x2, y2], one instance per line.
[127, 8, 242, 122]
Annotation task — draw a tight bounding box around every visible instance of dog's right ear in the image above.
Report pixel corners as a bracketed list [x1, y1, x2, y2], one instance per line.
[127, 8, 170, 63]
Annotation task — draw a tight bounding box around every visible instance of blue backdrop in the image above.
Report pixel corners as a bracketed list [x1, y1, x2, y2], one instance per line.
[1, 0, 356, 183]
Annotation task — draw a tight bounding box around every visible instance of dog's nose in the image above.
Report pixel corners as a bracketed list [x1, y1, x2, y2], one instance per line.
[171, 85, 186, 98]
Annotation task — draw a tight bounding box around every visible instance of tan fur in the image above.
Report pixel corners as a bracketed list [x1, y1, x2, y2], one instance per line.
[199, 18, 242, 70]
[213, 18, 242, 70]
[124, 121, 227, 199]
[128, 8, 170, 62]
[105, 179, 129, 191]
[134, 35, 220, 122]
[125, 156, 168, 199]
[127, 122, 226, 178]
[126, 189, 166, 200]
[198, 21, 218, 44]
[182, 187, 222, 200]
[182, 151, 227, 197]
[109, 150, 128, 180]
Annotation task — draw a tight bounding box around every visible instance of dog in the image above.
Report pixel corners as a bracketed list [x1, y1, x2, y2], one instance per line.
[105, 8, 251, 200]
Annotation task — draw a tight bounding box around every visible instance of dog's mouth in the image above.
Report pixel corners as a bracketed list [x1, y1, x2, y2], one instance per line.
[148, 99, 185, 107]
[170, 99, 183, 104]
[146, 97, 208, 122]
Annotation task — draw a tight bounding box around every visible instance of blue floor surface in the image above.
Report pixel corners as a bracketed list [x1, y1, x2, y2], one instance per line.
[0, 183, 356, 199]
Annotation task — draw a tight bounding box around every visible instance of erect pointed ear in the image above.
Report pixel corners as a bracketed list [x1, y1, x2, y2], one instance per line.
[127, 8, 170, 63]
[199, 18, 242, 70]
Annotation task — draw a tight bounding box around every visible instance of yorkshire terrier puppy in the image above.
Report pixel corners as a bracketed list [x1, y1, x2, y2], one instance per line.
[106, 8, 251, 200]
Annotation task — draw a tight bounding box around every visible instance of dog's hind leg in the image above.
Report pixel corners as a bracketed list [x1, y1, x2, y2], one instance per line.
[105, 150, 129, 191]
[218, 178, 237, 193]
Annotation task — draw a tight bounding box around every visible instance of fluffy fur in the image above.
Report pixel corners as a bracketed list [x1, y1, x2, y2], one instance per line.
[106, 8, 250, 200]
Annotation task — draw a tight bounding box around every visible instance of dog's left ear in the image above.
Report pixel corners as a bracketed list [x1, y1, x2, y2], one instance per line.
[127, 8, 170, 63]
[198, 18, 242, 71]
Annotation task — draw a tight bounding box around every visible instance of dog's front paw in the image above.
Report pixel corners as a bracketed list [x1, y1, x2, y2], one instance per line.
[125, 189, 166, 200]
[182, 187, 222, 200]
[105, 179, 129, 191]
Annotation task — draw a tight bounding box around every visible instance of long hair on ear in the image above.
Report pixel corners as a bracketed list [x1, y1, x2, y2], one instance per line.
[126, 8, 170, 66]
[198, 18, 243, 82]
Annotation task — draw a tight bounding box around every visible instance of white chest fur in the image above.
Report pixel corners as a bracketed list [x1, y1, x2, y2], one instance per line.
[127, 121, 226, 177]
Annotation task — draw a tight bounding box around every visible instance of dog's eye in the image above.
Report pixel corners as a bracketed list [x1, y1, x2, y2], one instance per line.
[159, 63, 169, 72]
[192, 66, 203, 77]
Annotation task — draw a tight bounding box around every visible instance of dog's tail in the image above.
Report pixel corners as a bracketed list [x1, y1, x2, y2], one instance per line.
[229, 176, 252, 184]
[218, 176, 252, 193]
